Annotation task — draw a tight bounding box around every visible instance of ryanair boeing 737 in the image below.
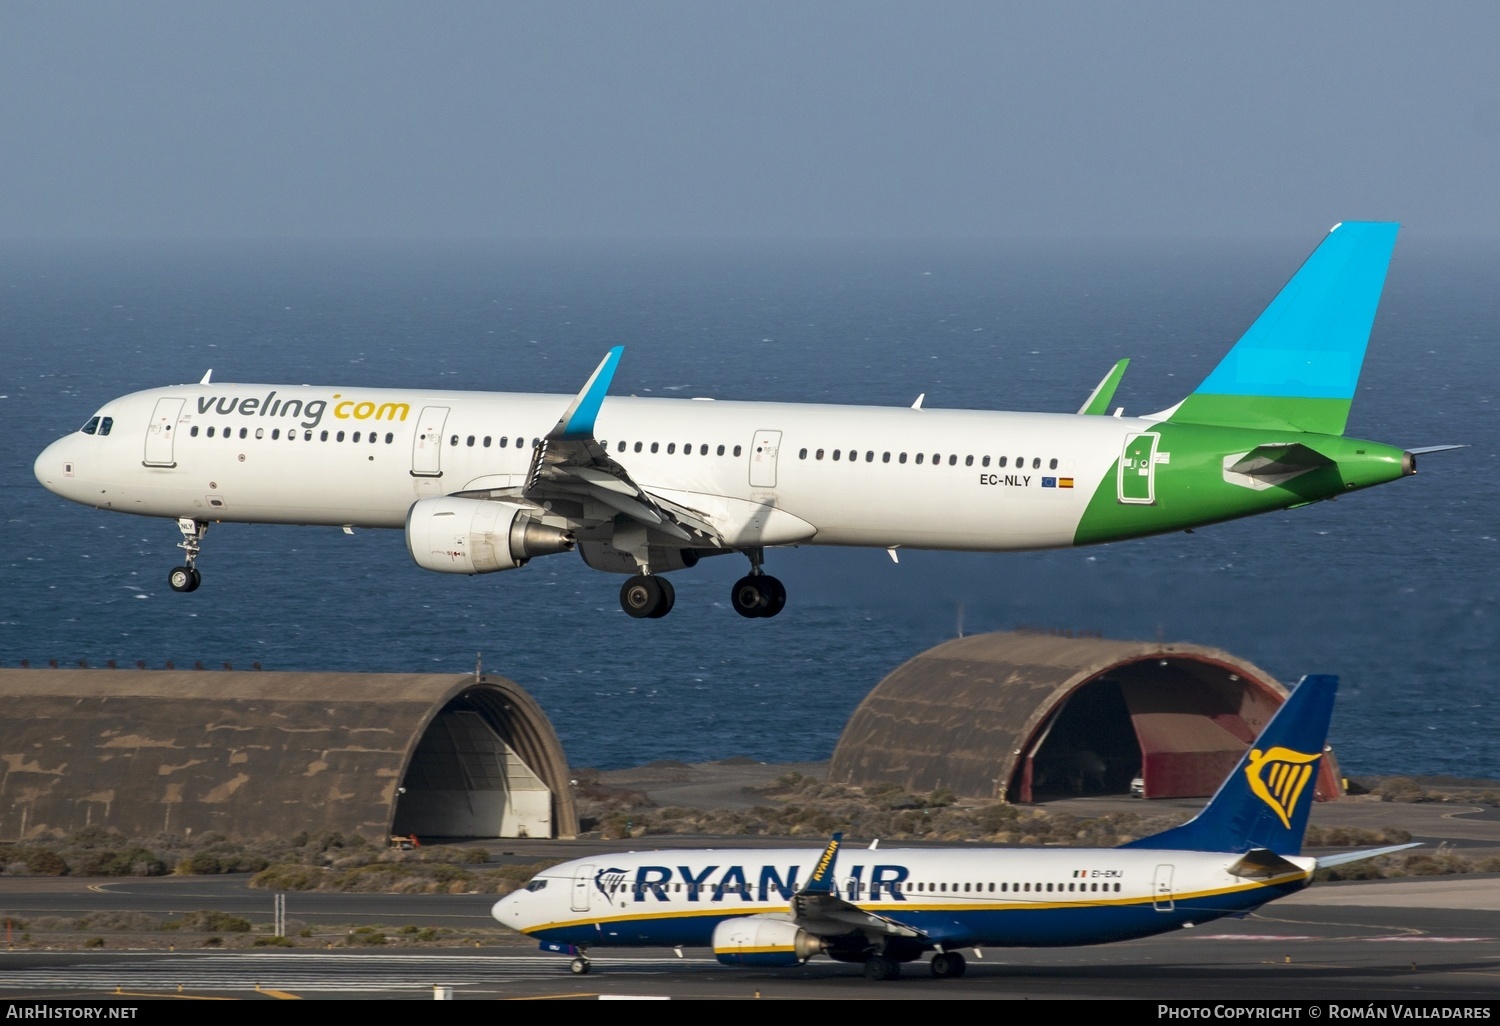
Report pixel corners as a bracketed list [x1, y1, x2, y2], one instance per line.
[34, 223, 1449, 618]
[492, 676, 1417, 980]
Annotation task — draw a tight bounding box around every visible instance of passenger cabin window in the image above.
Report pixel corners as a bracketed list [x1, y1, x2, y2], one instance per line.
[650, 442, 659, 453]
[1050, 458, 1059, 469]
[191, 426, 200, 437]
[207, 427, 216, 438]
[733, 445, 742, 456]
[717, 444, 726, 455]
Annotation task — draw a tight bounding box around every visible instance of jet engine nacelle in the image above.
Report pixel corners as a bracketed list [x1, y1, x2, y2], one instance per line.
[406, 496, 574, 575]
[577, 540, 702, 575]
[712, 916, 825, 968]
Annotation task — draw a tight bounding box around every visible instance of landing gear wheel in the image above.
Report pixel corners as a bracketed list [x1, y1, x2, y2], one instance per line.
[863, 954, 900, 981]
[569, 956, 590, 975]
[620, 575, 674, 619]
[930, 951, 966, 978]
[168, 566, 200, 593]
[731, 574, 786, 618]
[758, 575, 786, 618]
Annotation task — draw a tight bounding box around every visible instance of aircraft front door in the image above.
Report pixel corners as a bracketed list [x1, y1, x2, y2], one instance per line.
[143, 398, 185, 468]
[411, 406, 450, 477]
[1118, 432, 1160, 505]
[571, 864, 595, 913]
[1153, 863, 1175, 911]
[749, 429, 782, 489]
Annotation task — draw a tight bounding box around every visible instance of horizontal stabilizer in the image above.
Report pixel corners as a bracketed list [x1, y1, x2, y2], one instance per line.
[1314, 842, 1421, 871]
[1227, 442, 1335, 478]
[1078, 359, 1130, 416]
[1226, 848, 1305, 880]
[1406, 445, 1466, 456]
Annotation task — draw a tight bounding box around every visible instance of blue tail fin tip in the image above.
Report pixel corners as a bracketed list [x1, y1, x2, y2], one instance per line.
[1194, 222, 1399, 401]
[1123, 675, 1337, 855]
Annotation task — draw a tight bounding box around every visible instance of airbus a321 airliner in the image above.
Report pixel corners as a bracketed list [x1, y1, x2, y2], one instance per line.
[493, 675, 1416, 981]
[35, 222, 1447, 619]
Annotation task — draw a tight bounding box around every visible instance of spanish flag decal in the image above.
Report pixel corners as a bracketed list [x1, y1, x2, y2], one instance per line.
[1245, 746, 1321, 829]
[1059, 477, 1074, 488]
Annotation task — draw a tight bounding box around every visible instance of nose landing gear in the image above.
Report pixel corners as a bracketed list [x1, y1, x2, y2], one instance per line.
[168, 517, 207, 593]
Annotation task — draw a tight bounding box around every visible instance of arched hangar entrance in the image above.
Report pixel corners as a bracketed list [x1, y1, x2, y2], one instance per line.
[0, 669, 578, 843]
[828, 632, 1342, 803]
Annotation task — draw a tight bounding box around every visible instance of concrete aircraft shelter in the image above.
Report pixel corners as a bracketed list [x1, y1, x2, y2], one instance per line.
[0, 669, 577, 843]
[829, 631, 1342, 803]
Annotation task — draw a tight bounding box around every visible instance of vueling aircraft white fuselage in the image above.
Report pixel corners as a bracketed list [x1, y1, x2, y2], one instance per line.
[35, 224, 1438, 618]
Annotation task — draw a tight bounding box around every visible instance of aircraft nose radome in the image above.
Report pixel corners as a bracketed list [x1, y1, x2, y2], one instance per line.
[34, 438, 64, 491]
[491, 894, 521, 926]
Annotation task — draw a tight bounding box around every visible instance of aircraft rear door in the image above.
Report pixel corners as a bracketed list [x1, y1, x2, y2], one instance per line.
[749, 430, 782, 488]
[1118, 432, 1160, 504]
[571, 864, 595, 913]
[1153, 864, 1175, 911]
[411, 406, 450, 477]
[143, 398, 185, 467]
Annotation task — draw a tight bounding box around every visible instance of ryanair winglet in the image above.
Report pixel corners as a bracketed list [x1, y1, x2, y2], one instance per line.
[1122, 675, 1337, 856]
[1169, 222, 1399, 435]
[801, 833, 843, 895]
[551, 346, 624, 440]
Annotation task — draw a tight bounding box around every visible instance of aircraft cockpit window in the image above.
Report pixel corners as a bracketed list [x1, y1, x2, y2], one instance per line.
[523, 879, 548, 893]
[80, 417, 100, 435]
[98, 417, 113, 436]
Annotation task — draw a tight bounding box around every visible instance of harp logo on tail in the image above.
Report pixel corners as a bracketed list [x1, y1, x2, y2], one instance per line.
[1245, 746, 1321, 829]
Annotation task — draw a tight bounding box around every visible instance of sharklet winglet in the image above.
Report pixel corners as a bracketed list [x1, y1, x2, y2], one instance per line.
[1078, 359, 1130, 415]
[551, 346, 624, 440]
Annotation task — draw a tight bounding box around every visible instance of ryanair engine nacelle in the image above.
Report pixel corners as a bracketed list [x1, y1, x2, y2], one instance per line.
[711, 916, 826, 968]
[404, 496, 574, 575]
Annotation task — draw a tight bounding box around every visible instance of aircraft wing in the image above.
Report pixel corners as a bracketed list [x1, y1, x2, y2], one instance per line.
[788, 835, 928, 941]
[519, 347, 724, 545]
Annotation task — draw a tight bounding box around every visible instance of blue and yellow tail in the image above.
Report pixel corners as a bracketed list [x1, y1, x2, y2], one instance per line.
[1167, 222, 1399, 435]
[1122, 675, 1337, 856]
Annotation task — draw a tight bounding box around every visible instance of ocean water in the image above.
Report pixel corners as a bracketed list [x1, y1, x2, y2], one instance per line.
[0, 237, 1495, 777]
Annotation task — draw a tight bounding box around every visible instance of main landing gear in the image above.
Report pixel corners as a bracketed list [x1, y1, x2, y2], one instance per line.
[731, 548, 785, 619]
[569, 955, 590, 975]
[168, 518, 207, 593]
[620, 574, 675, 619]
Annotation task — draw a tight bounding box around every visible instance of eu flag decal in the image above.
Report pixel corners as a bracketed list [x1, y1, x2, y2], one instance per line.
[1042, 477, 1057, 488]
